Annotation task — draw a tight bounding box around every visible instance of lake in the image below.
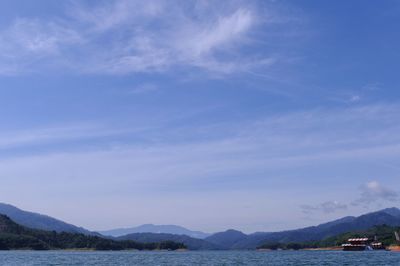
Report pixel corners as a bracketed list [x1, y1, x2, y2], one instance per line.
[0, 250, 399, 265]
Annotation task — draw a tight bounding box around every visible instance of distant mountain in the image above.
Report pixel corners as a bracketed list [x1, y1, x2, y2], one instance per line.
[0, 214, 184, 251]
[100, 224, 210, 239]
[205, 229, 247, 249]
[117, 232, 220, 250]
[0, 203, 95, 235]
[207, 207, 400, 249]
[3, 202, 399, 250]
[380, 207, 400, 218]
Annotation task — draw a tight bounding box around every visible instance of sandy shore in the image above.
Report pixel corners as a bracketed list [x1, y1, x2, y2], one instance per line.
[303, 247, 342, 251]
[388, 246, 400, 252]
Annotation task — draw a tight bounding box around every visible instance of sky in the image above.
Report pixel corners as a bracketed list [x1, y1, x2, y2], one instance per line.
[0, 0, 399, 234]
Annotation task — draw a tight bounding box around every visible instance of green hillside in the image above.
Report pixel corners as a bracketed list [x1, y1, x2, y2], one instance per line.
[258, 225, 400, 250]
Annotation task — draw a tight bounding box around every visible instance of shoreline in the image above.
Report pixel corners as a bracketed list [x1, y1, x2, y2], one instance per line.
[388, 246, 400, 252]
[303, 247, 342, 251]
[257, 247, 342, 251]
[0, 248, 188, 252]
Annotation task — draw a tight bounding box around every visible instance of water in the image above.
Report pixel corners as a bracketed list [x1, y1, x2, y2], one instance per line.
[0, 250, 399, 266]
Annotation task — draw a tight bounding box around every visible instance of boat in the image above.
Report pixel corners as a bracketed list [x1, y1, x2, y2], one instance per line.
[342, 238, 371, 251]
[342, 236, 386, 251]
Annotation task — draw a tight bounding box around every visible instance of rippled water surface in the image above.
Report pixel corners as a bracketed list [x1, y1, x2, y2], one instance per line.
[0, 250, 399, 265]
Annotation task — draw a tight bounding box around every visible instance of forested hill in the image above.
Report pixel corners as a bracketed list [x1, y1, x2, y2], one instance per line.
[205, 229, 248, 249]
[0, 215, 185, 251]
[314, 224, 400, 248]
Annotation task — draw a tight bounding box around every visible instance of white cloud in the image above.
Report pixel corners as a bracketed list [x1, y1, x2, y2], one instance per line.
[349, 95, 361, 102]
[352, 181, 399, 206]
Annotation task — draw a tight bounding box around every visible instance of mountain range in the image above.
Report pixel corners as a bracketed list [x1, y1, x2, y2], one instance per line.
[1, 202, 400, 250]
[205, 207, 400, 249]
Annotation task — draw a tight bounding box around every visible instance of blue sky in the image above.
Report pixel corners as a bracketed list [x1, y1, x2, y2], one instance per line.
[0, 0, 399, 233]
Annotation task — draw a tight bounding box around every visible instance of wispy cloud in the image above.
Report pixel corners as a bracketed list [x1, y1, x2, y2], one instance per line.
[129, 83, 158, 94]
[0, 18, 82, 74]
[0, 0, 293, 76]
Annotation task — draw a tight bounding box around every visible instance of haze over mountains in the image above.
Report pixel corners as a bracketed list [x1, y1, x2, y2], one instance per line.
[100, 224, 210, 239]
[0, 203, 95, 235]
[1, 202, 400, 250]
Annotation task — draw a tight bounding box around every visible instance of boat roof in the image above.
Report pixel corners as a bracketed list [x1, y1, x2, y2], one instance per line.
[348, 238, 369, 241]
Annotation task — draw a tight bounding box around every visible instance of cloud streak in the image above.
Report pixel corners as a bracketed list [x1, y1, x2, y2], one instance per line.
[301, 201, 348, 214]
[1, 103, 400, 185]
